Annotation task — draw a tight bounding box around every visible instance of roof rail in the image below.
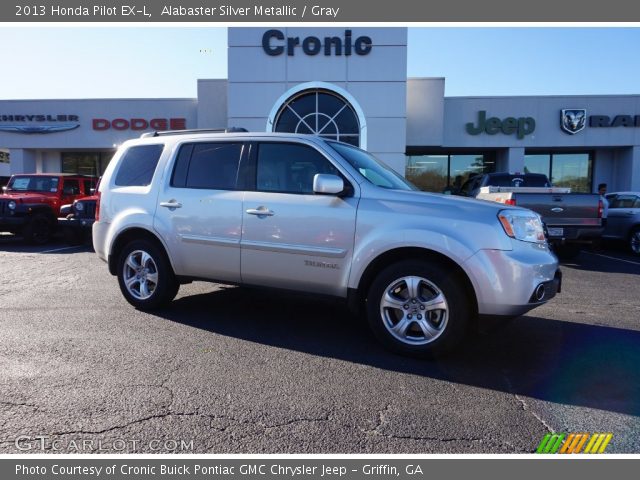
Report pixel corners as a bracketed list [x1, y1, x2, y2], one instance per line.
[140, 127, 248, 138]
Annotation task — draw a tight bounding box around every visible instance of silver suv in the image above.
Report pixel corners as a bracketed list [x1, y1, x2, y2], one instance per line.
[93, 130, 561, 357]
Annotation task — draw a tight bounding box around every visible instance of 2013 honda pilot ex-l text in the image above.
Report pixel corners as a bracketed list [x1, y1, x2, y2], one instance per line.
[93, 130, 561, 357]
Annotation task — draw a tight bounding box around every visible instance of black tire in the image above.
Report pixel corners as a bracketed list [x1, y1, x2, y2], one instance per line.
[63, 227, 84, 246]
[629, 226, 640, 256]
[22, 213, 53, 245]
[116, 239, 179, 310]
[365, 259, 471, 358]
[554, 244, 581, 261]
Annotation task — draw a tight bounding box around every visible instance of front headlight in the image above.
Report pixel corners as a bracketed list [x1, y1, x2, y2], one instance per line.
[498, 209, 546, 243]
[8, 201, 16, 210]
[74, 201, 84, 212]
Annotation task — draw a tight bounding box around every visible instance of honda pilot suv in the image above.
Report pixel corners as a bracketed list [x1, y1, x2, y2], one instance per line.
[93, 130, 561, 357]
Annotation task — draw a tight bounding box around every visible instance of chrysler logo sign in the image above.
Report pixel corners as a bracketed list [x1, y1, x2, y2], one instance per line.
[561, 109, 587, 134]
[0, 114, 80, 134]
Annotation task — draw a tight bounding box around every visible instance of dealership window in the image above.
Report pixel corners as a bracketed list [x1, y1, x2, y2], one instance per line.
[62, 151, 115, 176]
[406, 153, 495, 193]
[273, 89, 360, 147]
[524, 152, 592, 192]
[0, 149, 9, 164]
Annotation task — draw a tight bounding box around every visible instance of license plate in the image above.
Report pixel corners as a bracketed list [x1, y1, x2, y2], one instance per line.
[547, 227, 564, 237]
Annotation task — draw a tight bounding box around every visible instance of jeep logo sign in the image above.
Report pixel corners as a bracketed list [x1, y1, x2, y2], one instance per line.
[466, 111, 536, 139]
[262, 29, 372, 56]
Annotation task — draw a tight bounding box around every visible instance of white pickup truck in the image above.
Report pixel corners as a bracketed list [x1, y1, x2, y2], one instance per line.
[459, 173, 603, 257]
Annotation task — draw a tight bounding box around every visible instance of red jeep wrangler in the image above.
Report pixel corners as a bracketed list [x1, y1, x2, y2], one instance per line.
[0, 174, 97, 244]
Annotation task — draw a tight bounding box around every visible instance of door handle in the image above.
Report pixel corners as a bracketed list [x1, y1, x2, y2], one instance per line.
[160, 200, 182, 209]
[246, 206, 274, 216]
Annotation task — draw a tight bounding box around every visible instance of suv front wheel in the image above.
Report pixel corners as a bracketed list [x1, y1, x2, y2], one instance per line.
[365, 260, 471, 357]
[117, 240, 179, 309]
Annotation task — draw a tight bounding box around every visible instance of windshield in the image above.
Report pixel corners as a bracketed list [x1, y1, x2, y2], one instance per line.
[328, 142, 416, 191]
[7, 176, 60, 193]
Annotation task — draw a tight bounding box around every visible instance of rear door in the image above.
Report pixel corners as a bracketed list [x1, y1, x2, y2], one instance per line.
[240, 141, 358, 297]
[153, 141, 245, 282]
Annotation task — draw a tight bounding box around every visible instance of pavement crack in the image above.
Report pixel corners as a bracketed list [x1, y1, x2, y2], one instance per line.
[47, 411, 207, 437]
[0, 401, 38, 409]
[260, 415, 331, 431]
[502, 370, 554, 433]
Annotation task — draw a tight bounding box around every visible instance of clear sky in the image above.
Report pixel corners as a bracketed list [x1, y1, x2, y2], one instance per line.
[1, 27, 639, 99]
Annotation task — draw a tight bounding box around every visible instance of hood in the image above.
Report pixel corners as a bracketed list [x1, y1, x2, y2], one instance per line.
[373, 188, 524, 212]
[75, 195, 98, 202]
[0, 191, 56, 202]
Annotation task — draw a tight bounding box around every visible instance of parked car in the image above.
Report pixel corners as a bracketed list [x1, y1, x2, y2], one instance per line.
[0, 174, 97, 244]
[458, 173, 603, 258]
[603, 192, 640, 254]
[93, 130, 561, 357]
[58, 194, 98, 245]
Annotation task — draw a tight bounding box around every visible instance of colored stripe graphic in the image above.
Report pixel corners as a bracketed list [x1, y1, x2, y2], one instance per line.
[536, 433, 566, 453]
[536, 433, 612, 454]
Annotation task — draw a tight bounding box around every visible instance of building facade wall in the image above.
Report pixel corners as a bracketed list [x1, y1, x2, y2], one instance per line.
[226, 27, 408, 174]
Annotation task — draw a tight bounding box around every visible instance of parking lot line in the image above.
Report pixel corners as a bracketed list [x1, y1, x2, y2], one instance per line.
[582, 251, 640, 267]
[38, 245, 85, 254]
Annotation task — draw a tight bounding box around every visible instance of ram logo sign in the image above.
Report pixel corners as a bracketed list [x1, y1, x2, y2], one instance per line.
[561, 109, 587, 134]
[536, 432, 613, 454]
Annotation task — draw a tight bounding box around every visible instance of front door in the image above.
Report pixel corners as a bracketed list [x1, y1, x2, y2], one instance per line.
[240, 142, 358, 297]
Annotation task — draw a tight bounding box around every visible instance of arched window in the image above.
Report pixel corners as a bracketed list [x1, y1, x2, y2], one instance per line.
[272, 89, 361, 147]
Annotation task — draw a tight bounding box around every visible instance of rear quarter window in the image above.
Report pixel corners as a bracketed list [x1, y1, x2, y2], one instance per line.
[114, 144, 164, 187]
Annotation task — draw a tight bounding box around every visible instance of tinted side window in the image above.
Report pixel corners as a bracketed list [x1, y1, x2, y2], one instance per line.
[256, 143, 339, 194]
[83, 179, 96, 195]
[611, 195, 637, 209]
[63, 179, 80, 195]
[185, 143, 242, 190]
[114, 145, 164, 187]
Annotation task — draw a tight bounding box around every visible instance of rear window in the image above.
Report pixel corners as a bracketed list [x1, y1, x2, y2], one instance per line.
[487, 174, 550, 188]
[114, 145, 164, 187]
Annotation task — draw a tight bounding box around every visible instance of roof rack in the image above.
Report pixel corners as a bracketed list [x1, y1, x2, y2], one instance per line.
[140, 127, 248, 138]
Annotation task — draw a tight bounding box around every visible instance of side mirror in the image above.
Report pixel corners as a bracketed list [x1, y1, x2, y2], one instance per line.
[1, 186, 6, 193]
[313, 174, 344, 195]
[90, 188, 96, 195]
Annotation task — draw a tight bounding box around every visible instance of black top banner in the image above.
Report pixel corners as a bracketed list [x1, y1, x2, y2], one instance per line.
[4, 0, 640, 22]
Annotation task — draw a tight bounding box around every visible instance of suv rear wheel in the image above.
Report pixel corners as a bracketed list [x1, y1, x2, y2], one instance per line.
[365, 260, 471, 357]
[117, 240, 179, 309]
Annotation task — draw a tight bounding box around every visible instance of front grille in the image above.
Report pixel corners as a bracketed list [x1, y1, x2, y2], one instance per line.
[0, 200, 7, 216]
[77, 201, 96, 219]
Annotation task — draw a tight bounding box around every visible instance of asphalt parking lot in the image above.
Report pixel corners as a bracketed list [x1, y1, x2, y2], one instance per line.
[0, 233, 639, 453]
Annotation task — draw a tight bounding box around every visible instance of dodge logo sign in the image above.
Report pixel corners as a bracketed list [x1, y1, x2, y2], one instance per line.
[561, 109, 587, 135]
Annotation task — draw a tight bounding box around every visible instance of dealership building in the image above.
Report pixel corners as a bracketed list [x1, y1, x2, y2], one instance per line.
[1, 27, 640, 193]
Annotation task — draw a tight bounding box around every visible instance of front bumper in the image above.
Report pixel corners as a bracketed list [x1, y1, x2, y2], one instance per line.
[546, 225, 604, 243]
[464, 240, 561, 317]
[0, 215, 27, 230]
[58, 216, 95, 231]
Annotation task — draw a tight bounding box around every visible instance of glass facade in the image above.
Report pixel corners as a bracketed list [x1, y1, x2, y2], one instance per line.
[62, 151, 115, 176]
[524, 152, 592, 192]
[406, 153, 495, 193]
